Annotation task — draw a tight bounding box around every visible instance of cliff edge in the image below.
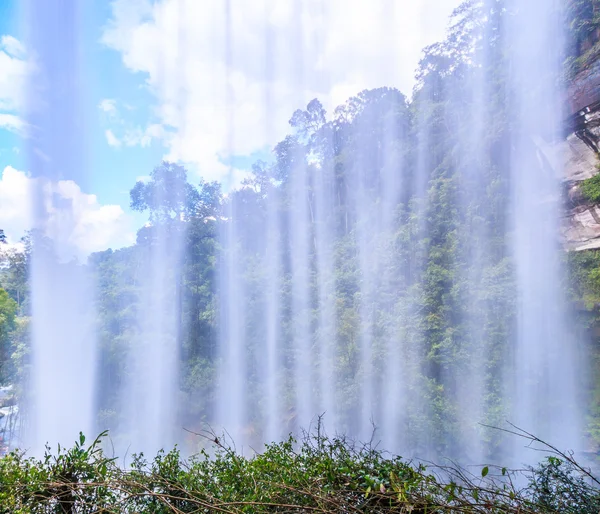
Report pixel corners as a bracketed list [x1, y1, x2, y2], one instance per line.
[562, 39, 600, 251]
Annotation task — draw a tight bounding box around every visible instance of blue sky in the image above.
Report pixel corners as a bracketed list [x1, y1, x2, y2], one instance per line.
[0, 0, 459, 255]
[0, 0, 22, 168]
[86, 1, 163, 205]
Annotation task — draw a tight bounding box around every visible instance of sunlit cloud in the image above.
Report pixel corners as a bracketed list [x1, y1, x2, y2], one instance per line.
[105, 129, 122, 148]
[99, 98, 163, 149]
[0, 34, 32, 134]
[0, 166, 135, 257]
[0, 114, 26, 136]
[99, 98, 118, 115]
[102, 0, 460, 184]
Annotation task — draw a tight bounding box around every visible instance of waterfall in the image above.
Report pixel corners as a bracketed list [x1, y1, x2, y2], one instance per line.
[506, 0, 583, 457]
[120, 216, 184, 456]
[25, 1, 97, 454]
[19, 0, 587, 465]
[212, 0, 585, 464]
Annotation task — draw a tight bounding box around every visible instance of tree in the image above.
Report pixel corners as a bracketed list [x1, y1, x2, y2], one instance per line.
[0, 235, 31, 316]
[130, 162, 201, 222]
[0, 288, 17, 383]
[567, 0, 600, 55]
[289, 98, 327, 143]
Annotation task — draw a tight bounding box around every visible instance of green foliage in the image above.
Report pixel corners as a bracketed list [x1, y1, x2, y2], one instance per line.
[567, 0, 600, 52]
[567, 249, 600, 444]
[2, 430, 596, 513]
[528, 456, 600, 514]
[0, 431, 117, 513]
[130, 161, 221, 223]
[580, 173, 600, 204]
[567, 249, 600, 312]
[0, 235, 30, 316]
[0, 289, 17, 384]
[565, 0, 600, 76]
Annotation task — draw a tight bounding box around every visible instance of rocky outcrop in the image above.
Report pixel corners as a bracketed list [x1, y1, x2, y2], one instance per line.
[560, 57, 600, 251]
[535, 124, 600, 250]
[561, 131, 600, 251]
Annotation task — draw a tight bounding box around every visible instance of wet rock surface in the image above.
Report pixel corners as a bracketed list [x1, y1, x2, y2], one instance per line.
[561, 63, 600, 251]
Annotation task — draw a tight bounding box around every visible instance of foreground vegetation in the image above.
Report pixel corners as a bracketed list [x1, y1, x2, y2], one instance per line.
[0, 428, 598, 513]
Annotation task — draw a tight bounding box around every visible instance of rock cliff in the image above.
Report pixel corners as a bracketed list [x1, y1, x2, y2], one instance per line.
[561, 52, 600, 251]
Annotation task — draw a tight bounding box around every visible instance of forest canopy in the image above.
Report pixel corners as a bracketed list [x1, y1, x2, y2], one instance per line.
[0, 0, 598, 459]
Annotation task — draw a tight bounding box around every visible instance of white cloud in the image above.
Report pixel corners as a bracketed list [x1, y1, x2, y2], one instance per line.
[1, 35, 25, 59]
[101, 0, 460, 183]
[0, 166, 31, 241]
[0, 114, 26, 135]
[123, 123, 163, 147]
[0, 36, 136, 256]
[99, 98, 163, 149]
[99, 98, 118, 115]
[0, 35, 30, 122]
[0, 166, 135, 258]
[105, 129, 122, 148]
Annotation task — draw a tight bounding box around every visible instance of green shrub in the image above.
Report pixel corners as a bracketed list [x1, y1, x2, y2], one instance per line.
[579, 172, 600, 204]
[1, 429, 599, 513]
[528, 456, 600, 514]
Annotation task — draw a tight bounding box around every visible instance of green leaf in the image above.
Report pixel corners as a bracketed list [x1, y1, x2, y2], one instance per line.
[481, 466, 489, 478]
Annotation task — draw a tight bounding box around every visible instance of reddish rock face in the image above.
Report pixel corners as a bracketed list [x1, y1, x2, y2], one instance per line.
[561, 79, 600, 250]
[579, 28, 600, 54]
[566, 63, 600, 120]
[565, 26, 600, 123]
[533, 55, 600, 250]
